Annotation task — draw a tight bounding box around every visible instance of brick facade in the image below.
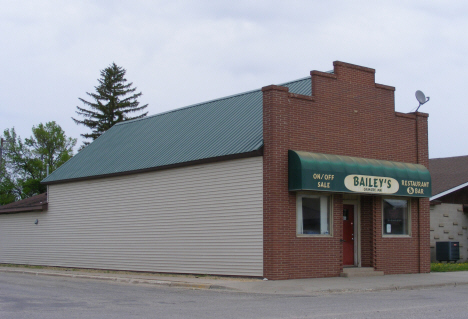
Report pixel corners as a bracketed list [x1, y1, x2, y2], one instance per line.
[262, 61, 430, 280]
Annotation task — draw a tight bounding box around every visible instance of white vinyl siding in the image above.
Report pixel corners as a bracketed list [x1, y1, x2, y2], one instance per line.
[0, 157, 263, 276]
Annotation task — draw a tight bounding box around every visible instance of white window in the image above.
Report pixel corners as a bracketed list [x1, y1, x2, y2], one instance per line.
[296, 194, 331, 235]
[383, 198, 410, 236]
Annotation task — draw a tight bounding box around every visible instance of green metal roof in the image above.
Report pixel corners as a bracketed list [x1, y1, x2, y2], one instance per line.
[289, 150, 431, 198]
[42, 77, 312, 183]
[281, 77, 312, 96]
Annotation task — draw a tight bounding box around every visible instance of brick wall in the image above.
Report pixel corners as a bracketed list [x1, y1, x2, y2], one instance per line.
[373, 197, 422, 274]
[263, 61, 430, 279]
[360, 196, 374, 267]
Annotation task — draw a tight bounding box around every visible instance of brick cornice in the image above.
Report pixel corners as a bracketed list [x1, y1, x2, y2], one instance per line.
[412, 111, 429, 118]
[395, 112, 416, 119]
[310, 70, 337, 79]
[288, 93, 315, 101]
[375, 83, 395, 91]
[261, 85, 289, 92]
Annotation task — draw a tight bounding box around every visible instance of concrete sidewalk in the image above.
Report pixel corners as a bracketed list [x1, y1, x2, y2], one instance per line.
[1, 266, 468, 296]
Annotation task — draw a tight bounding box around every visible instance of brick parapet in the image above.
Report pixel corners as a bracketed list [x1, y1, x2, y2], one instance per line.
[262, 86, 292, 280]
[333, 61, 375, 74]
[415, 112, 430, 168]
[332, 61, 375, 86]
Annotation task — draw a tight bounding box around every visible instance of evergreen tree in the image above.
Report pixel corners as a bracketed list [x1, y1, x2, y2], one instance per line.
[73, 63, 148, 146]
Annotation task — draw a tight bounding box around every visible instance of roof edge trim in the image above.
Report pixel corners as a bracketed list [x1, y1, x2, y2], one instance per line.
[430, 181, 468, 201]
[42, 148, 263, 185]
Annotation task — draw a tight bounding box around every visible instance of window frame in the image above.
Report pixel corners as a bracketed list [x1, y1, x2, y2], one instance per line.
[382, 197, 411, 237]
[296, 192, 333, 237]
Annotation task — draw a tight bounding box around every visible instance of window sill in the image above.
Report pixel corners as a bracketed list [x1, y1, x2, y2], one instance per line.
[382, 234, 411, 238]
[296, 234, 333, 238]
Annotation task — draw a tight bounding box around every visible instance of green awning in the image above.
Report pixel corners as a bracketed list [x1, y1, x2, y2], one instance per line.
[289, 150, 431, 198]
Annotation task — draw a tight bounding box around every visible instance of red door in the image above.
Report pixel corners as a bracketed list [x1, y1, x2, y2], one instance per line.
[343, 204, 355, 266]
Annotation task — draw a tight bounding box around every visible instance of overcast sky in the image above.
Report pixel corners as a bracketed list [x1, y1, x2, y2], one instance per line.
[1, 0, 466, 158]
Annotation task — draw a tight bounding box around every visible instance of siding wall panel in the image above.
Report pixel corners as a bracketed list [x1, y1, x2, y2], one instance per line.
[0, 157, 263, 276]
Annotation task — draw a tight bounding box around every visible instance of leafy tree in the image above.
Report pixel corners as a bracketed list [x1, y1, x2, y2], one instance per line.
[72, 62, 148, 146]
[0, 164, 16, 205]
[0, 122, 76, 203]
[25, 122, 76, 172]
[2, 127, 40, 198]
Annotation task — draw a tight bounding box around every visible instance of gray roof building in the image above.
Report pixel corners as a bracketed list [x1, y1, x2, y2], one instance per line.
[429, 155, 468, 199]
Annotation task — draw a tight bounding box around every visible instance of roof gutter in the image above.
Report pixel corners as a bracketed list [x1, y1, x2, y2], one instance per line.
[0, 203, 48, 214]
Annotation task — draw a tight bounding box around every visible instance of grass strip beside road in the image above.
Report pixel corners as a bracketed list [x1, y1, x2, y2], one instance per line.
[431, 262, 468, 272]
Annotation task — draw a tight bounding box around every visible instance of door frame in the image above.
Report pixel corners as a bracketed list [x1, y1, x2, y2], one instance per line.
[343, 198, 361, 267]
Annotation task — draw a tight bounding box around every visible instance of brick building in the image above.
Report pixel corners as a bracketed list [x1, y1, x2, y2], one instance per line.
[0, 61, 431, 279]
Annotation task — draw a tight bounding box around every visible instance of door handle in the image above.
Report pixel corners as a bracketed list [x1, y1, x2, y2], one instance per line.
[340, 239, 346, 243]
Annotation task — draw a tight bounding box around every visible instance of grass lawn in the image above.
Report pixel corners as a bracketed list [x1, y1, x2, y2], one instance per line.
[431, 262, 468, 272]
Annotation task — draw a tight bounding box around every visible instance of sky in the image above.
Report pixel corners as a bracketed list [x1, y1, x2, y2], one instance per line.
[1, 0, 466, 159]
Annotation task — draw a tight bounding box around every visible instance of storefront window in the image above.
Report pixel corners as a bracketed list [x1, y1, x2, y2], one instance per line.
[383, 198, 409, 235]
[297, 195, 331, 235]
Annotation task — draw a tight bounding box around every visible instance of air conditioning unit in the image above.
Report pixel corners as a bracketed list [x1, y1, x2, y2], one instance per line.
[436, 241, 460, 262]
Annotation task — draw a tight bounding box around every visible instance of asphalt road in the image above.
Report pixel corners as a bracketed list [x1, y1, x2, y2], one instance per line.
[1, 272, 468, 319]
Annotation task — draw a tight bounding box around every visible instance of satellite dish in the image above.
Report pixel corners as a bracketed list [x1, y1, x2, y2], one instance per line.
[415, 90, 426, 104]
[415, 90, 430, 112]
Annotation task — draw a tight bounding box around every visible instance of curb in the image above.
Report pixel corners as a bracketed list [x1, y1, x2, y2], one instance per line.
[319, 281, 468, 295]
[0, 268, 234, 291]
[2, 268, 468, 295]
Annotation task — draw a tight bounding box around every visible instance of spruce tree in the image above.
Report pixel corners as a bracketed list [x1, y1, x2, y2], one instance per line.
[73, 63, 148, 146]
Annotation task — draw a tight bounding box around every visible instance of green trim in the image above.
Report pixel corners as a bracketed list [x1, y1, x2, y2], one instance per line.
[289, 150, 431, 198]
